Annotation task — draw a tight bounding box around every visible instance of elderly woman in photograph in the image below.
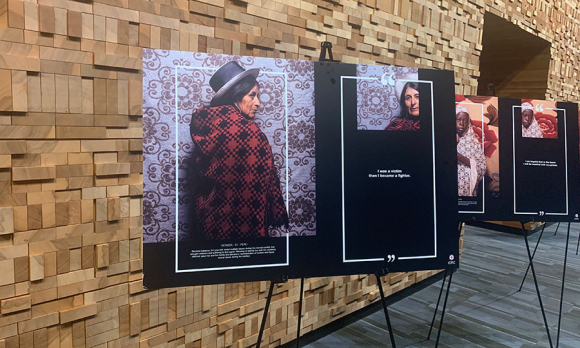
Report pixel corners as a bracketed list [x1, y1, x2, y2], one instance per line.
[456, 105, 486, 197]
[189, 61, 288, 240]
[521, 102, 544, 138]
[385, 81, 420, 131]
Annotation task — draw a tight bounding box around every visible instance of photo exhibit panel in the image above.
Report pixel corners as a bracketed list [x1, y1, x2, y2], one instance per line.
[142, 50, 461, 288]
[314, 62, 459, 273]
[513, 99, 567, 216]
[142, 50, 316, 287]
[456, 96, 499, 214]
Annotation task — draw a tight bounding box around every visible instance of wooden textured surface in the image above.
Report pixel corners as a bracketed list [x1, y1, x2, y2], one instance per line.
[0, 0, 575, 346]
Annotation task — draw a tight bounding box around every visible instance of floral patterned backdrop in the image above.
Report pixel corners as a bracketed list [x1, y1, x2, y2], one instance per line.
[356, 65, 418, 130]
[143, 49, 316, 243]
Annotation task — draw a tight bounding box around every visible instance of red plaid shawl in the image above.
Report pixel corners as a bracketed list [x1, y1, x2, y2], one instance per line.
[190, 105, 288, 240]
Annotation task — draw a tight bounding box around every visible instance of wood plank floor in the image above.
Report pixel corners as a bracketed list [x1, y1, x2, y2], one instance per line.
[304, 223, 580, 347]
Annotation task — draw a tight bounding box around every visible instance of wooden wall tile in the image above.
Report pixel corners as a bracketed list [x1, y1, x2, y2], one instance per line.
[40, 73, 55, 112]
[67, 11, 81, 38]
[8, 0, 24, 29]
[54, 7, 67, 36]
[0, 69, 12, 111]
[95, 243, 109, 268]
[107, 197, 120, 221]
[11, 70, 27, 112]
[29, 254, 44, 281]
[1, 295, 31, 314]
[27, 73, 42, 112]
[23, 2, 38, 31]
[0, 207, 14, 235]
[38, 5, 55, 34]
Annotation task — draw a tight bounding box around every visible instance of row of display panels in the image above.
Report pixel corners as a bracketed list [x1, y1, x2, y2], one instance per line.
[141, 49, 579, 288]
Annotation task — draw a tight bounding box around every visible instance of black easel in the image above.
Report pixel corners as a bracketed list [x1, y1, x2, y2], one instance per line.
[256, 277, 305, 348]
[554, 221, 560, 236]
[296, 278, 305, 348]
[518, 223, 547, 291]
[426, 269, 447, 340]
[319, 41, 334, 62]
[426, 222, 461, 346]
[576, 226, 580, 255]
[556, 222, 570, 348]
[375, 271, 397, 348]
[520, 222, 554, 348]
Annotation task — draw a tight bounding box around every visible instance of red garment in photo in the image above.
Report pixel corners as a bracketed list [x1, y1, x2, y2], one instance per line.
[385, 118, 420, 131]
[190, 105, 288, 240]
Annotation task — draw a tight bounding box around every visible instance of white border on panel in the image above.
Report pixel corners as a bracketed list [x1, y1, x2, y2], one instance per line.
[174, 65, 290, 273]
[512, 105, 568, 216]
[340, 76, 437, 263]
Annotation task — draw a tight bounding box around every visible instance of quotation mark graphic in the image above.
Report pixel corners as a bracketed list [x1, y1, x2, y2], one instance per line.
[535, 104, 544, 112]
[539, 211, 545, 216]
[387, 255, 396, 262]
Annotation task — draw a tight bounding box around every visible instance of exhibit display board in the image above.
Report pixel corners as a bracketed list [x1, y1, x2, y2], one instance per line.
[457, 96, 580, 222]
[142, 49, 459, 288]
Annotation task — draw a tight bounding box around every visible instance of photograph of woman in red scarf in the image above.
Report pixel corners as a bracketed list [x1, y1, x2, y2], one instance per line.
[189, 61, 289, 240]
[385, 80, 420, 131]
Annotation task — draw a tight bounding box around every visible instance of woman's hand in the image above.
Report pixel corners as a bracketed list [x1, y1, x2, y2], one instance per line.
[457, 152, 471, 168]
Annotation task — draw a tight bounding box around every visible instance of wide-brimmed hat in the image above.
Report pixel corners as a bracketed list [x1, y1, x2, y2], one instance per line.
[210, 61, 260, 102]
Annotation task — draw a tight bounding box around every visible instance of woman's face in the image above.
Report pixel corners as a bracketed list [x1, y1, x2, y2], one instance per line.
[456, 112, 469, 136]
[237, 84, 261, 118]
[404, 87, 419, 117]
[522, 109, 534, 128]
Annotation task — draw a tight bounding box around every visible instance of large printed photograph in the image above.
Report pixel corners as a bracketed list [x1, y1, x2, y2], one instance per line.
[521, 99, 558, 139]
[456, 96, 499, 213]
[356, 67, 420, 131]
[143, 50, 316, 275]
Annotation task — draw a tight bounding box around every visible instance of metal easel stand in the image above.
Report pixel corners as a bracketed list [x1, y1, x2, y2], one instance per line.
[426, 269, 447, 340]
[375, 272, 397, 348]
[521, 222, 554, 348]
[556, 222, 571, 348]
[319, 41, 334, 62]
[426, 221, 462, 346]
[256, 278, 305, 348]
[576, 225, 580, 255]
[425, 269, 454, 348]
[518, 223, 547, 291]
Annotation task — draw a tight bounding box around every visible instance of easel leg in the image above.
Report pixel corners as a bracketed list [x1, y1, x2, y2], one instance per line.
[256, 281, 275, 348]
[522, 222, 554, 348]
[554, 222, 560, 236]
[518, 223, 547, 292]
[556, 223, 570, 348]
[427, 270, 448, 340]
[576, 228, 580, 255]
[296, 278, 305, 348]
[434, 270, 453, 348]
[375, 273, 397, 348]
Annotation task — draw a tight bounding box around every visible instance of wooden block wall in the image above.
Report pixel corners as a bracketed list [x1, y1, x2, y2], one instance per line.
[0, 0, 573, 344]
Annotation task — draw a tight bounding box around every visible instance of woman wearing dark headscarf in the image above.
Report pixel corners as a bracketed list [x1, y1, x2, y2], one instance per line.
[190, 61, 288, 240]
[385, 81, 420, 131]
